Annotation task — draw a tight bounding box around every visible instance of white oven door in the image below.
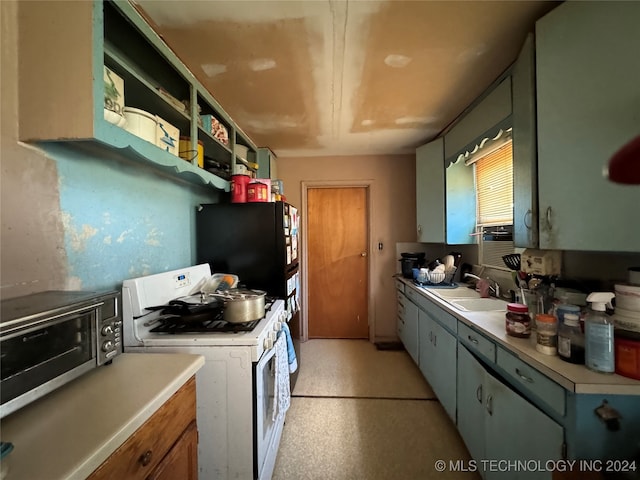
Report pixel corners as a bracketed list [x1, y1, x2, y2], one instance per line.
[255, 337, 288, 480]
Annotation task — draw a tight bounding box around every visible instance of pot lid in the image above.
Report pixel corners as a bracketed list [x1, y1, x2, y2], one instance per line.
[215, 288, 266, 301]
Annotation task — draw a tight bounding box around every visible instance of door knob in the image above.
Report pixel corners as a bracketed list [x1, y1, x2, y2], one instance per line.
[361, 252, 367, 257]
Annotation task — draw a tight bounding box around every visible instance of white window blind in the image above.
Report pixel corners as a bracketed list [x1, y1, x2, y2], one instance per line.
[475, 141, 513, 226]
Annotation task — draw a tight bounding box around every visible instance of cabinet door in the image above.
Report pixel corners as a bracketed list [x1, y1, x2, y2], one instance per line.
[430, 318, 457, 421]
[457, 345, 488, 470]
[485, 374, 563, 480]
[536, 1, 640, 251]
[416, 138, 445, 243]
[418, 309, 433, 381]
[147, 421, 198, 480]
[512, 33, 538, 248]
[403, 298, 420, 365]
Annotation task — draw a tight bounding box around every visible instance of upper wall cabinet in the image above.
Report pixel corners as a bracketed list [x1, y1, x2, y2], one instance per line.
[416, 138, 445, 243]
[512, 33, 539, 249]
[444, 77, 512, 245]
[535, 1, 640, 252]
[18, 0, 257, 191]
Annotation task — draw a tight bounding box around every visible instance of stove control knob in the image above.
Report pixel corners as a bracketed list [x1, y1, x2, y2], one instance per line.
[274, 321, 282, 331]
[102, 340, 114, 352]
[264, 337, 273, 350]
[269, 331, 277, 342]
[101, 325, 113, 336]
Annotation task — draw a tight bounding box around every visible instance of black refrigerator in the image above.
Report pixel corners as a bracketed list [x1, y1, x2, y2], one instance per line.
[195, 201, 301, 388]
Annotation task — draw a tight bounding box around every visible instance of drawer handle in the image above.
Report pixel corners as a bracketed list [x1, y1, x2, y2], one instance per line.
[467, 335, 479, 345]
[486, 394, 493, 416]
[476, 384, 483, 403]
[515, 368, 534, 383]
[139, 450, 153, 467]
[433, 334, 437, 347]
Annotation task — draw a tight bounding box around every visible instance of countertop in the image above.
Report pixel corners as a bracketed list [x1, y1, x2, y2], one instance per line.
[0, 353, 205, 480]
[397, 277, 640, 396]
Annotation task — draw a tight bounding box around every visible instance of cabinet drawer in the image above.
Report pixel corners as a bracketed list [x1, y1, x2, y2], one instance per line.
[395, 279, 405, 293]
[396, 292, 406, 320]
[458, 322, 496, 364]
[405, 288, 457, 333]
[497, 347, 566, 417]
[89, 377, 197, 480]
[421, 297, 457, 333]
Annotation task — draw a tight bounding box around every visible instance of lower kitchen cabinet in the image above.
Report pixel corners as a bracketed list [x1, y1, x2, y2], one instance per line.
[88, 376, 198, 480]
[418, 309, 457, 420]
[457, 345, 563, 480]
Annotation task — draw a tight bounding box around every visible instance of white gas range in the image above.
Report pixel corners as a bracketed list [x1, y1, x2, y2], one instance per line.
[122, 264, 289, 480]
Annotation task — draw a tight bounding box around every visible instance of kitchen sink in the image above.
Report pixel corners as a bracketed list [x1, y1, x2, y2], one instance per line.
[429, 287, 481, 299]
[447, 297, 509, 312]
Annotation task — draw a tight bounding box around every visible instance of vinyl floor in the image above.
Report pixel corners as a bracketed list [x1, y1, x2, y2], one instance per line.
[272, 339, 480, 480]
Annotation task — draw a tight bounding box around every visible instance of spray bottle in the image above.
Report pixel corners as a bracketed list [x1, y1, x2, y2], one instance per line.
[585, 292, 616, 373]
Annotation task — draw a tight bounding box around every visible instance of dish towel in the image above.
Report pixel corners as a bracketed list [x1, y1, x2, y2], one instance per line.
[272, 333, 291, 422]
[281, 322, 298, 373]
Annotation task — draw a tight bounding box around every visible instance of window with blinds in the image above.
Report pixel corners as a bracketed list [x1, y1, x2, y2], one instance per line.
[472, 139, 514, 268]
[475, 141, 513, 226]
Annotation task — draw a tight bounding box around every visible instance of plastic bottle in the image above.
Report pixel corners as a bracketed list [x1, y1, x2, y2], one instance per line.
[558, 313, 585, 364]
[584, 292, 616, 373]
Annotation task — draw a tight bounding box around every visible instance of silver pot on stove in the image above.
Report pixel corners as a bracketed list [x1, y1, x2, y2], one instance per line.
[210, 288, 266, 323]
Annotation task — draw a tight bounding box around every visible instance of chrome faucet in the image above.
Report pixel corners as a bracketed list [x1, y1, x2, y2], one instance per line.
[464, 273, 500, 298]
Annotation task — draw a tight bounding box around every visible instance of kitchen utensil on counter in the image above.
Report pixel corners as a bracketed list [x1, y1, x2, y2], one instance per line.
[502, 253, 521, 271]
[428, 271, 446, 284]
[209, 288, 266, 323]
[448, 252, 463, 268]
[399, 252, 426, 279]
[427, 258, 442, 271]
[442, 255, 455, 271]
[417, 268, 429, 284]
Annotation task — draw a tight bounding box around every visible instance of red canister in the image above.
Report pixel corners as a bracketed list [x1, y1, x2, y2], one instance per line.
[231, 175, 251, 203]
[247, 182, 268, 202]
[615, 336, 640, 380]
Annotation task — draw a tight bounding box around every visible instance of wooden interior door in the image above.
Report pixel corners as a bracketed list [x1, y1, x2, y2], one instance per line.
[307, 187, 369, 339]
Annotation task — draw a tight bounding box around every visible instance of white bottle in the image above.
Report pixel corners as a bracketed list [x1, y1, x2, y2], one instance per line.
[584, 292, 616, 373]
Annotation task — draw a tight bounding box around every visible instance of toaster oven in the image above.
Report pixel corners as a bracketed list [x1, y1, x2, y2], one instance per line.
[0, 290, 122, 418]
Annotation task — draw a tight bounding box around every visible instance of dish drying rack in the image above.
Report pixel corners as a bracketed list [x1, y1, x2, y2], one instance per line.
[414, 267, 457, 287]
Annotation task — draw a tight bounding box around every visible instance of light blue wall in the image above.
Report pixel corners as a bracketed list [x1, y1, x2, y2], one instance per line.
[45, 144, 220, 291]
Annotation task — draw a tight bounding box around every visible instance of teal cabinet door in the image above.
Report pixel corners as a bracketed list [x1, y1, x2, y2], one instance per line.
[416, 138, 445, 243]
[430, 318, 457, 421]
[485, 373, 563, 480]
[512, 32, 538, 249]
[458, 344, 563, 480]
[536, 1, 640, 252]
[419, 309, 457, 421]
[418, 309, 433, 380]
[457, 346, 489, 474]
[445, 159, 476, 245]
[402, 299, 420, 365]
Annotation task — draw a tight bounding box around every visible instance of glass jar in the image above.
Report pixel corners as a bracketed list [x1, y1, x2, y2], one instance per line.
[506, 303, 531, 338]
[558, 313, 585, 364]
[536, 314, 558, 355]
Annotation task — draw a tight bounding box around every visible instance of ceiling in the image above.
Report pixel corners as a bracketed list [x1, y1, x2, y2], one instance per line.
[133, 0, 558, 158]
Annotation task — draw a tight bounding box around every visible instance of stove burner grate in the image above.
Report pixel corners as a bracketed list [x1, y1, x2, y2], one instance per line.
[148, 299, 274, 334]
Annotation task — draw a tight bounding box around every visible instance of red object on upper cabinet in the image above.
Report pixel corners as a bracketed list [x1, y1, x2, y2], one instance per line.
[606, 135, 640, 185]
